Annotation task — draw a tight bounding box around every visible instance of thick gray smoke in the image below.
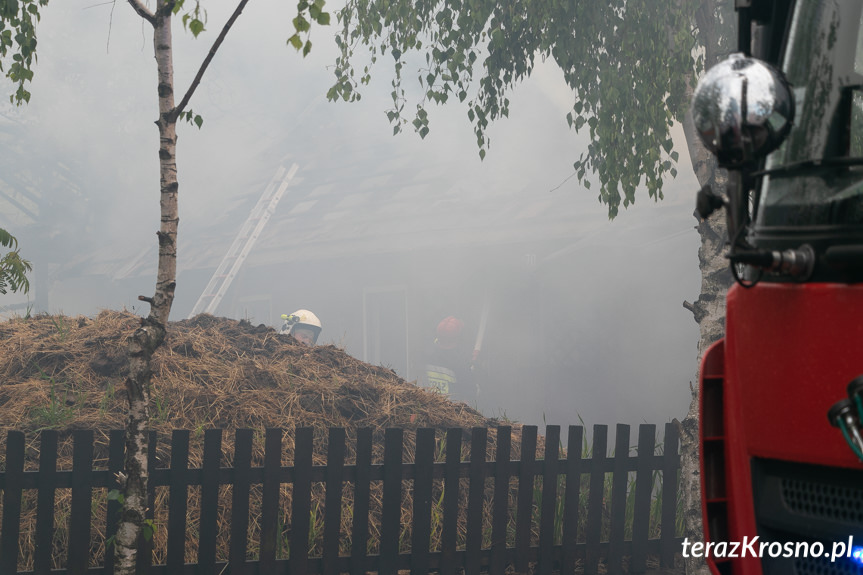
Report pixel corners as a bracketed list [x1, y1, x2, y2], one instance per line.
[0, 2, 701, 433]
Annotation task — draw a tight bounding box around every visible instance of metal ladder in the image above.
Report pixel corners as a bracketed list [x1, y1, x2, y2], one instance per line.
[188, 162, 299, 318]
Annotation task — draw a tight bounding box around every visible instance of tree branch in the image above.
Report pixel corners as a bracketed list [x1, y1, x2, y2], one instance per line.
[126, 0, 156, 26]
[172, 0, 252, 119]
[155, 0, 178, 19]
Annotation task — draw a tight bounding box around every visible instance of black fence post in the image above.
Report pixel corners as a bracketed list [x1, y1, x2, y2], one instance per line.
[291, 427, 314, 575]
[34, 430, 58, 575]
[584, 425, 608, 575]
[0, 431, 25, 575]
[322, 427, 346, 575]
[166, 429, 190, 573]
[350, 428, 373, 575]
[260, 428, 283, 575]
[68, 429, 94, 575]
[515, 426, 537, 575]
[411, 428, 435, 575]
[465, 427, 487, 575]
[538, 425, 560, 575]
[561, 426, 584, 575]
[660, 422, 680, 569]
[198, 428, 223, 573]
[608, 424, 630, 575]
[630, 424, 656, 574]
[440, 428, 462, 575]
[105, 429, 126, 575]
[490, 426, 512, 575]
[229, 429, 254, 571]
[380, 428, 404, 575]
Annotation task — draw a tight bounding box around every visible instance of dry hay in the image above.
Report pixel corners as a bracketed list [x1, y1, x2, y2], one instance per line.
[0, 310, 546, 570]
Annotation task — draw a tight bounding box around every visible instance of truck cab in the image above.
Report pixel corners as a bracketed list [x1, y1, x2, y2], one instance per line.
[692, 1, 863, 573]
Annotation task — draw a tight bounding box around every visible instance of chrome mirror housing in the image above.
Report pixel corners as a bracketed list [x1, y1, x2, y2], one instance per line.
[692, 53, 794, 167]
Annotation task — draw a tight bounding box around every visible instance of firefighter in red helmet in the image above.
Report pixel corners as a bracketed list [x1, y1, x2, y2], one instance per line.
[435, 316, 464, 351]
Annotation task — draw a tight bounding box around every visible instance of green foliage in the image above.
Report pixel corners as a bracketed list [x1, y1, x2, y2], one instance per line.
[179, 108, 204, 129]
[288, 0, 331, 58]
[0, 0, 48, 105]
[141, 518, 157, 541]
[99, 382, 116, 417]
[28, 367, 79, 430]
[174, 0, 207, 38]
[0, 228, 31, 294]
[50, 314, 69, 340]
[107, 490, 157, 545]
[333, 0, 734, 218]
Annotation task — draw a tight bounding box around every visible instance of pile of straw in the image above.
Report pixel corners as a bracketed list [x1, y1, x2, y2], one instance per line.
[0, 310, 498, 436]
[0, 310, 537, 569]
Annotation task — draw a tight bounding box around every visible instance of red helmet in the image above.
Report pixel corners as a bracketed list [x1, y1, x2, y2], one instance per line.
[435, 316, 464, 349]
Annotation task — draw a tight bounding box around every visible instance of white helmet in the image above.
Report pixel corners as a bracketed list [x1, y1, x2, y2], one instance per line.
[280, 309, 322, 345]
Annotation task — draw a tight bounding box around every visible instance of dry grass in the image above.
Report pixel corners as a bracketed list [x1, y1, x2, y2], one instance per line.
[0, 311, 541, 570]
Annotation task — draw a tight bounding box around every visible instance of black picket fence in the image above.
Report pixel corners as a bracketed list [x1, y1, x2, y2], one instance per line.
[0, 423, 682, 574]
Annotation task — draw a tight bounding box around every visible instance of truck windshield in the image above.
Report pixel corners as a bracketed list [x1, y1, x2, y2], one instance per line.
[756, 0, 863, 228]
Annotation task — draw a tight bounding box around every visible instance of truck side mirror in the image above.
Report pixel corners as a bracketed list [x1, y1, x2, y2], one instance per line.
[691, 53, 794, 168]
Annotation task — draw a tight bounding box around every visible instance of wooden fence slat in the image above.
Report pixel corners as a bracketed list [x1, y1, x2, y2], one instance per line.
[410, 428, 435, 575]
[490, 427, 511, 575]
[291, 427, 314, 575]
[561, 426, 584, 575]
[608, 424, 630, 575]
[538, 425, 560, 575]
[350, 428, 373, 575]
[0, 431, 25, 575]
[229, 429, 254, 571]
[68, 430, 94, 575]
[515, 425, 537, 575]
[260, 429, 283, 575]
[630, 425, 656, 574]
[104, 430, 126, 575]
[660, 422, 680, 568]
[197, 428, 222, 572]
[465, 427, 487, 575]
[440, 428, 462, 575]
[135, 431, 158, 574]
[166, 430, 190, 572]
[33, 430, 58, 575]
[322, 427, 346, 575]
[380, 428, 404, 575]
[584, 425, 608, 575]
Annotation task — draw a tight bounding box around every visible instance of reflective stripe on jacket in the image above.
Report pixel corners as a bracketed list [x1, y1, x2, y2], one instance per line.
[424, 364, 456, 395]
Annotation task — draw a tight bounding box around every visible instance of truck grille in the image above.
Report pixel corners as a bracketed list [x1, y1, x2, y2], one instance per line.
[795, 555, 863, 575]
[752, 459, 863, 575]
[781, 477, 863, 524]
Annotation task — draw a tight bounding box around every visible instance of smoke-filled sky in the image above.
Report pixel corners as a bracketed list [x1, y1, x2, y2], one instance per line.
[0, 1, 704, 433]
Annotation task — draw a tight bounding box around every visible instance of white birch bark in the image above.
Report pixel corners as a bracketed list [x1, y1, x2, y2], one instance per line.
[114, 3, 177, 573]
[113, 2, 250, 571]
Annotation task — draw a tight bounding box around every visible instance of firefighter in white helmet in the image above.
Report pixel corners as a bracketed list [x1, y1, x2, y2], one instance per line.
[279, 309, 322, 346]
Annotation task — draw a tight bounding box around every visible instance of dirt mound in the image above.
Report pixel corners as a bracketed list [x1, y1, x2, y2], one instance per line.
[0, 310, 502, 438]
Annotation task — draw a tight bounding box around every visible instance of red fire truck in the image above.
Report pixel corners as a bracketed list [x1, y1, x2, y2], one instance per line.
[691, 1, 863, 574]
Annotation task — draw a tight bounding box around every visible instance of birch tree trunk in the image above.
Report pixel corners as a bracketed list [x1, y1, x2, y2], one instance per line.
[114, 2, 178, 572]
[676, 4, 735, 572]
[677, 123, 731, 575]
[111, 2, 252, 570]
